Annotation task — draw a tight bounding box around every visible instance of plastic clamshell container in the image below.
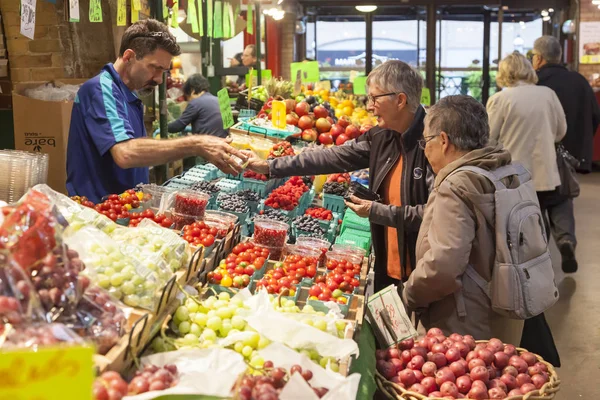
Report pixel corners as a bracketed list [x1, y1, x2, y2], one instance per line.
[253, 217, 289, 248]
[173, 190, 211, 219]
[331, 243, 367, 260]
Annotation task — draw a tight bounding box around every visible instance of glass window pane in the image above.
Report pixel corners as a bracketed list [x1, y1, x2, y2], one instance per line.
[372, 19, 419, 68]
[316, 18, 366, 80]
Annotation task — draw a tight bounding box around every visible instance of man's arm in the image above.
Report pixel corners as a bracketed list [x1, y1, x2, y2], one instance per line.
[110, 135, 247, 175]
[168, 102, 199, 133]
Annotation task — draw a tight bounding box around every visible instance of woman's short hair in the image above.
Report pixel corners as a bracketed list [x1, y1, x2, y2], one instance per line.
[183, 74, 210, 96]
[496, 51, 539, 88]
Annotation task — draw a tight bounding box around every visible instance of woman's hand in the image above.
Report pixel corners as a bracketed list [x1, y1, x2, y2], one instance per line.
[242, 150, 270, 175]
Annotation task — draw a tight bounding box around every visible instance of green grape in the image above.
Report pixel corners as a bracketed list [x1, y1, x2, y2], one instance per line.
[121, 282, 136, 295]
[216, 307, 234, 319]
[218, 292, 231, 302]
[314, 320, 328, 331]
[144, 281, 157, 291]
[138, 296, 153, 309]
[228, 329, 241, 336]
[121, 268, 134, 281]
[104, 267, 116, 277]
[202, 328, 217, 342]
[189, 323, 201, 336]
[283, 299, 296, 308]
[302, 318, 314, 327]
[250, 356, 265, 368]
[241, 345, 253, 358]
[202, 339, 215, 348]
[207, 310, 217, 318]
[319, 357, 329, 368]
[243, 332, 260, 349]
[213, 300, 227, 309]
[231, 316, 245, 330]
[188, 312, 197, 322]
[132, 275, 145, 286]
[183, 333, 199, 345]
[151, 337, 166, 352]
[185, 299, 199, 313]
[231, 298, 244, 308]
[299, 350, 312, 359]
[123, 294, 140, 307]
[194, 313, 208, 328]
[206, 316, 222, 331]
[335, 320, 347, 332]
[204, 297, 216, 309]
[309, 350, 320, 361]
[108, 287, 123, 300]
[257, 337, 270, 349]
[97, 274, 110, 289]
[302, 305, 315, 314]
[179, 321, 191, 334]
[220, 322, 232, 336]
[330, 362, 340, 373]
[234, 342, 244, 353]
[175, 306, 190, 321]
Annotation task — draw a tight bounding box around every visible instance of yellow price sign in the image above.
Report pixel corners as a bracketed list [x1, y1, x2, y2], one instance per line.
[0, 345, 95, 400]
[271, 100, 287, 130]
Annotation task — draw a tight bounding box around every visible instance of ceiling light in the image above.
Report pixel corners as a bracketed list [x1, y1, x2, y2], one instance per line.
[594, 0, 600, 4]
[541, 10, 548, 17]
[355, 5, 377, 12]
[542, 16, 551, 22]
[548, 8, 554, 12]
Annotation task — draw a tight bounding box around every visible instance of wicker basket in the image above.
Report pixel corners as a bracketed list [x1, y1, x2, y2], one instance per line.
[375, 341, 561, 400]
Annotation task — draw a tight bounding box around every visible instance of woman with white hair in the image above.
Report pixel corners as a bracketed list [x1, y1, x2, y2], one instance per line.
[487, 52, 566, 210]
[487, 51, 565, 367]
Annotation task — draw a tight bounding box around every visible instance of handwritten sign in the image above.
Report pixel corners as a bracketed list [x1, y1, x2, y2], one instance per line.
[352, 76, 367, 95]
[116, 0, 126, 26]
[207, 0, 213, 37]
[171, 0, 179, 28]
[245, 69, 271, 88]
[188, 0, 199, 33]
[366, 285, 416, 348]
[421, 88, 431, 106]
[290, 61, 320, 83]
[69, 0, 80, 23]
[217, 87, 234, 129]
[0, 345, 94, 400]
[89, 0, 102, 22]
[272, 100, 286, 129]
[247, 2, 253, 34]
[131, 0, 141, 23]
[20, 0, 36, 39]
[197, 0, 204, 36]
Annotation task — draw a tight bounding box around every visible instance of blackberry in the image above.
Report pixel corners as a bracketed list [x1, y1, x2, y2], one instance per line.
[323, 182, 348, 196]
[235, 189, 260, 202]
[301, 176, 313, 188]
[259, 208, 289, 223]
[190, 181, 220, 194]
[219, 197, 249, 213]
[293, 215, 324, 235]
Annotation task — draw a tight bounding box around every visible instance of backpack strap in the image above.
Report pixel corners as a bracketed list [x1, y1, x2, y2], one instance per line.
[448, 163, 531, 191]
[453, 265, 491, 319]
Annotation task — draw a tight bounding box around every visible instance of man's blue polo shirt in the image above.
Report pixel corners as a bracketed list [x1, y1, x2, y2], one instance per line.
[66, 63, 149, 203]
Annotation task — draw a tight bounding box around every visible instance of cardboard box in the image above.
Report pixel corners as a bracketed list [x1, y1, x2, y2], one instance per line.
[12, 79, 87, 194]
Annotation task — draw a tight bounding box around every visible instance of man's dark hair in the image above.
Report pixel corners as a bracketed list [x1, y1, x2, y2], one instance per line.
[183, 74, 210, 96]
[246, 44, 256, 58]
[426, 95, 489, 151]
[119, 19, 181, 59]
[233, 53, 243, 64]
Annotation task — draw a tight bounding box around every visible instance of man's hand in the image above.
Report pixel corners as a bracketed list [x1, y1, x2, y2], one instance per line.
[194, 135, 248, 175]
[242, 150, 270, 175]
[344, 195, 373, 218]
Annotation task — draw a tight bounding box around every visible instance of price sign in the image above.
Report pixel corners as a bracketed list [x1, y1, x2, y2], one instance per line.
[271, 100, 286, 129]
[353, 76, 367, 95]
[0, 345, 95, 400]
[290, 61, 320, 83]
[366, 284, 416, 348]
[245, 69, 272, 88]
[421, 88, 431, 107]
[217, 87, 235, 129]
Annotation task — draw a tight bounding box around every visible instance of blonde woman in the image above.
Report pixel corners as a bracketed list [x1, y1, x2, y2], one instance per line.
[487, 51, 566, 196]
[486, 51, 565, 368]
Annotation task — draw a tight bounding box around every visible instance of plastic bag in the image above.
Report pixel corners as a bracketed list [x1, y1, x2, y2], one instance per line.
[0, 251, 45, 334]
[61, 286, 130, 355]
[109, 219, 189, 272]
[23, 83, 81, 102]
[65, 226, 174, 310]
[1, 322, 85, 350]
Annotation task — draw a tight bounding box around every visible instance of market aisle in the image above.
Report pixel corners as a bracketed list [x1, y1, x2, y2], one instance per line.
[545, 172, 600, 399]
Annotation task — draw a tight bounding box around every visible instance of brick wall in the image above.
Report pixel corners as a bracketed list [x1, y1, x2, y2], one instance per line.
[280, 12, 296, 81]
[0, 0, 115, 84]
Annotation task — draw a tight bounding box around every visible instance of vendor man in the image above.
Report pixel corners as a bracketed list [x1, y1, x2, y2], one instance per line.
[67, 19, 246, 203]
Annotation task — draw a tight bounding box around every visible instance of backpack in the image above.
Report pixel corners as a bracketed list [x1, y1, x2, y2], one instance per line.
[452, 164, 559, 320]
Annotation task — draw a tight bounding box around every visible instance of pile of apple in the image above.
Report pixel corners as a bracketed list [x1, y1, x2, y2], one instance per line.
[377, 329, 552, 399]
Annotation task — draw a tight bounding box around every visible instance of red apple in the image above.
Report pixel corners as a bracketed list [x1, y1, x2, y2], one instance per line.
[295, 102, 310, 117]
[326, 116, 334, 125]
[360, 124, 373, 134]
[338, 116, 351, 129]
[330, 124, 343, 140]
[313, 105, 329, 119]
[318, 133, 333, 145]
[284, 99, 296, 113]
[336, 134, 349, 146]
[315, 118, 332, 133]
[298, 115, 315, 130]
[302, 129, 318, 142]
[345, 125, 360, 139]
[286, 112, 299, 126]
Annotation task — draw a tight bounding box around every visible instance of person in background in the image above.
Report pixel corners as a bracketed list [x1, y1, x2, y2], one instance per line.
[487, 51, 564, 366]
[487, 52, 566, 244]
[241, 45, 258, 69]
[530, 35, 600, 273]
[167, 74, 228, 138]
[67, 19, 246, 203]
[246, 60, 433, 292]
[229, 53, 246, 86]
[402, 95, 523, 344]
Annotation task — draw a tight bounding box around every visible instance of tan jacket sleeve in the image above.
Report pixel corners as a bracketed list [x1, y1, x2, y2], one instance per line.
[402, 180, 476, 309]
[486, 95, 504, 145]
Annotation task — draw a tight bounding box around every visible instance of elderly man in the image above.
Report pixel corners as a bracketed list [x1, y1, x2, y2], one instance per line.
[247, 60, 432, 291]
[530, 36, 600, 273]
[402, 95, 523, 344]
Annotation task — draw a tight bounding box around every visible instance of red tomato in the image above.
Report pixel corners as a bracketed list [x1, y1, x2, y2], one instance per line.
[201, 235, 215, 247]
